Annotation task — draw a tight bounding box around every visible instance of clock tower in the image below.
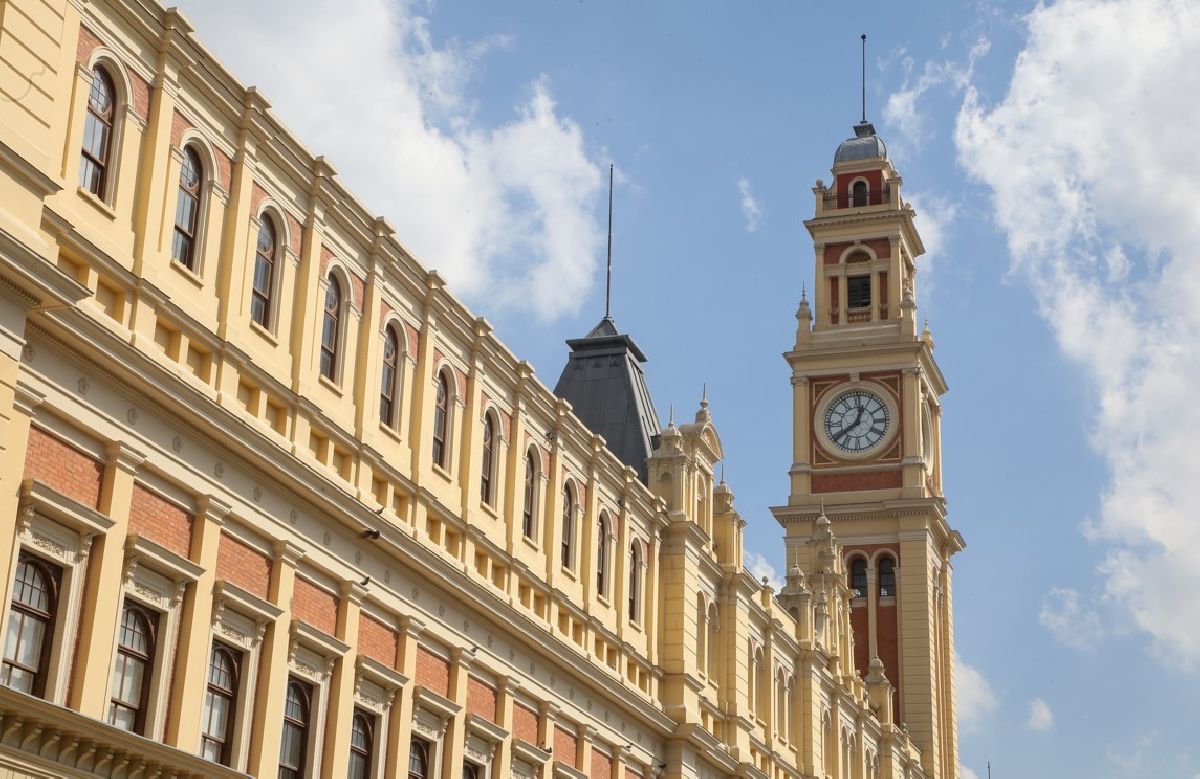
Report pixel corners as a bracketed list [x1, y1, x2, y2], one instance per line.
[774, 119, 965, 779]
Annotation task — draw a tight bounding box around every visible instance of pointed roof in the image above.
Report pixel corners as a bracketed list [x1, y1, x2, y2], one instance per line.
[553, 317, 661, 482]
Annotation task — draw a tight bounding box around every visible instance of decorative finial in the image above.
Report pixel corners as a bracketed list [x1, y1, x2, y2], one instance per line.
[861, 34, 868, 124]
[668, 404, 674, 426]
[720, 463, 726, 484]
[605, 164, 614, 320]
[801, 284, 808, 303]
[701, 383, 708, 409]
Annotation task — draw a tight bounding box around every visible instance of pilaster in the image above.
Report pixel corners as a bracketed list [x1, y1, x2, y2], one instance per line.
[322, 580, 364, 777]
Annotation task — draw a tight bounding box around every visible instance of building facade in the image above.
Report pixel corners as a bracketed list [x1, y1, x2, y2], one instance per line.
[0, 1, 961, 778]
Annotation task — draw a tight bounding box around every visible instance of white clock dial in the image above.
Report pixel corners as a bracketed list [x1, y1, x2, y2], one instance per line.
[823, 390, 890, 453]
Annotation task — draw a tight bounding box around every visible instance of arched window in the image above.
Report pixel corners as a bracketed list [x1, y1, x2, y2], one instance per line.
[462, 766, 479, 779]
[776, 674, 787, 733]
[80, 66, 116, 196]
[172, 146, 203, 270]
[596, 514, 609, 597]
[250, 218, 277, 327]
[408, 738, 429, 779]
[878, 557, 896, 597]
[380, 325, 400, 426]
[480, 415, 495, 506]
[755, 652, 769, 721]
[320, 274, 342, 380]
[279, 678, 311, 779]
[850, 558, 868, 598]
[201, 643, 240, 765]
[349, 709, 374, 779]
[706, 604, 720, 679]
[523, 450, 537, 539]
[432, 372, 449, 467]
[627, 541, 642, 623]
[560, 483, 575, 569]
[108, 602, 157, 734]
[851, 179, 868, 207]
[1, 554, 60, 697]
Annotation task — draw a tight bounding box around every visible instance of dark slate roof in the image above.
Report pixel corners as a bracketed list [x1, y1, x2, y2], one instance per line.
[834, 121, 888, 163]
[553, 317, 662, 483]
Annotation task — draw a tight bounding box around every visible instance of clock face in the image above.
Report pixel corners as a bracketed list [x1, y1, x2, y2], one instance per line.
[823, 390, 890, 453]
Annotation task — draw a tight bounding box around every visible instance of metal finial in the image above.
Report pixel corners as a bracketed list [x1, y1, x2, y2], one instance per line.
[861, 34, 867, 123]
[668, 404, 674, 426]
[701, 382, 708, 408]
[605, 164, 614, 319]
[720, 463, 726, 484]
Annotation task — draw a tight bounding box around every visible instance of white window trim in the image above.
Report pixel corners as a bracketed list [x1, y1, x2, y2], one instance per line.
[412, 684, 460, 779]
[353, 655, 407, 779]
[286, 619, 349, 778]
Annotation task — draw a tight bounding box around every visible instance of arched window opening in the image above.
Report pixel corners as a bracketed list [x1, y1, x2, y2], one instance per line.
[523, 450, 537, 539]
[172, 146, 204, 270]
[319, 275, 342, 380]
[80, 66, 116, 196]
[879, 557, 896, 597]
[408, 738, 430, 779]
[1, 554, 60, 697]
[560, 483, 575, 570]
[432, 372, 449, 468]
[349, 709, 374, 779]
[706, 605, 720, 679]
[480, 415, 495, 506]
[250, 218, 277, 327]
[776, 675, 787, 733]
[279, 678, 311, 779]
[850, 558, 868, 598]
[754, 650, 769, 720]
[108, 602, 157, 734]
[628, 541, 642, 623]
[201, 643, 240, 765]
[847, 274, 871, 309]
[380, 325, 400, 427]
[851, 179, 869, 207]
[596, 514, 610, 597]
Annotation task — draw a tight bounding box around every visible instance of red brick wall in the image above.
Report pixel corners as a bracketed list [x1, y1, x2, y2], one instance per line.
[627, 770, 643, 779]
[879, 602, 900, 723]
[216, 149, 233, 193]
[554, 725, 578, 769]
[287, 213, 303, 257]
[415, 647, 449, 697]
[251, 183, 269, 216]
[76, 25, 102, 66]
[850, 604, 869, 676]
[215, 533, 271, 599]
[405, 323, 420, 357]
[129, 485, 193, 558]
[170, 110, 191, 147]
[129, 72, 150, 122]
[466, 677, 496, 722]
[591, 750, 613, 779]
[812, 469, 902, 494]
[357, 615, 399, 668]
[292, 577, 338, 635]
[23, 428, 103, 509]
[512, 703, 538, 744]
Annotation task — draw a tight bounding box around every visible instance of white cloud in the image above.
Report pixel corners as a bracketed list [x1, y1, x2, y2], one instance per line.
[1039, 587, 1105, 650]
[883, 37, 989, 154]
[954, 656, 998, 732]
[178, 0, 602, 322]
[737, 178, 762, 233]
[902, 191, 958, 300]
[956, 0, 1200, 667]
[746, 552, 783, 590]
[961, 768, 979, 779]
[1027, 698, 1054, 732]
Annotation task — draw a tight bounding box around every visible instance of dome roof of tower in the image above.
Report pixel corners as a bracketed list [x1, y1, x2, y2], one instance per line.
[834, 121, 887, 163]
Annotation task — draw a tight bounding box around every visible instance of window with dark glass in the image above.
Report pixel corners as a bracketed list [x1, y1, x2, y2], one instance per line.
[628, 542, 641, 622]
[408, 738, 430, 779]
[847, 275, 871, 309]
[850, 558, 868, 599]
[879, 557, 897, 597]
[432, 373, 449, 467]
[172, 146, 203, 270]
[349, 708, 374, 779]
[851, 179, 868, 207]
[80, 66, 115, 196]
[251, 219, 276, 327]
[596, 516, 608, 596]
[278, 678, 311, 779]
[522, 451, 536, 539]
[480, 415, 495, 506]
[380, 325, 400, 426]
[1, 553, 60, 697]
[560, 484, 574, 569]
[201, 643, 240, 765]
[320, 275, 342, 380]
[462, 765, 479, 779]
[108, 602, 157, 734]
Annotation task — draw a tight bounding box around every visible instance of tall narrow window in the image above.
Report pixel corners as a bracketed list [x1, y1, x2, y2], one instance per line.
[408, 739, 430, 779]
[108, 602, 157, 734]
[850, 558, 868, 598]
[462, 765, 479, 779]
[523, 451, 537, 539]
[596, 515, 609, 597]
[851, 179, 868, 207]
[201, 643, 239, 765]
[847, 275, 871, 309]
[320, 275, 342, 380]
[278, 678, 311, 779]
[879, 557, 896, 597]
[432, 373, 449, 467]
[80, 66, 115, 196]
[1, 553, 60, 697]
[560, 483, 574, 570]
[172, 146, 203, 270]
[628, 542, 642, 622]
[380, 325, 400, 427]
[251, 219, 277, 327]
[348, 709, 374, 779]
[480, 415, 495, 505]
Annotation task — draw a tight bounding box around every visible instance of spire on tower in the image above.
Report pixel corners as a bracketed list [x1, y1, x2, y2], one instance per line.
[605, 163, 614, 320]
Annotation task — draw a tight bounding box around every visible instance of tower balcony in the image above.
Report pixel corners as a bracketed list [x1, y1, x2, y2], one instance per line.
[821, 184, 891, 210]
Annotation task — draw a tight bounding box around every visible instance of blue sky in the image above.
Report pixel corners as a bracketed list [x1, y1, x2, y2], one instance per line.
[181, 1, 1200, 775]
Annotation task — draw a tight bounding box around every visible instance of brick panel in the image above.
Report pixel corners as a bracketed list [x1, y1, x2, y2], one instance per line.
[216, 148, 233, 192]
[292, 577, 338, 635]
[811, 469, 902, 494]
[129, 484, 193, 558]
[357, 615, 398, 667]
[878, 602, 901, 723]
[379, 300, 393, 325]
[850, 604, 868, 676]
[170, 109, 191, 147]
[627, 769, 643, 779]
[415, 647, 449, 697]
[319, 246, 335, 278]
[23, 428, 102, 509]
[287, 213, 303, 256]
[591, 750, 613, 779]
[251, 182, 269, 216]
[216, 533, 271, 599]
[130, 71, 150, 122]
[76, 25, 102, 66]
[512, 703, 538, 744]
[466, 677, 496, 722]
[404, 323, 420, 357]
[553, 725, 577, 769]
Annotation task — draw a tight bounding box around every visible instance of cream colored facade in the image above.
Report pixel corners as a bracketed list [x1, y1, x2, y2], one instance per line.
[0, 1, 959, 778]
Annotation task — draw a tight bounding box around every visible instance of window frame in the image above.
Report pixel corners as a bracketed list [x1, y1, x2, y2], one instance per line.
[1, 552, 61, 698]
[627, 540, 643, 624]
[522, 449, 539, 541]
[380, 324, 402, 428]
[480, 413, 496, 507]
[279, 676, 312, 779]
[849, 557, 868, 599]
[595, 513, 610, 598]
[171, 144, 205, 272]
[348, 707, 376, 779]
[408, 737, 431, 779]
[560, 482, 576, 571]
[319, 273, 343, 382]
[431, 371, 451, 469]
[79, 64, 118, 200]
[200, 641, 241, 766]
[251, 216, 279, 330]
[846, 274, 872, 309]
[108, 600, 159, 735]
[878, 556, 897, 597]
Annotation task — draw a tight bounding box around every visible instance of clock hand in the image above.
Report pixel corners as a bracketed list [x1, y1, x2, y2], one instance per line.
[833, 408, 865, 442]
